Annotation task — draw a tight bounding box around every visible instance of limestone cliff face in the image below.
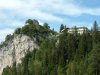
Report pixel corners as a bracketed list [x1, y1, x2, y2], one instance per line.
[0, 34, 39, 75]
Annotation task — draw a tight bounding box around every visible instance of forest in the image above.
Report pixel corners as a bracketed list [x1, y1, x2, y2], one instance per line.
[2, 19, 100, 75]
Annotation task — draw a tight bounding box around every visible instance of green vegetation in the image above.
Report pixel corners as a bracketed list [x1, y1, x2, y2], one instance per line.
[2, 20, 100, 75]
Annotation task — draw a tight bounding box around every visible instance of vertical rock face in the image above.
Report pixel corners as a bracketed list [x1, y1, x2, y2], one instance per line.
[0, 34, 39, 75]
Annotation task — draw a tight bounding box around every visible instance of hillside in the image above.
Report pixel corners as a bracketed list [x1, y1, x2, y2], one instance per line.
[0, 19, 100, 75]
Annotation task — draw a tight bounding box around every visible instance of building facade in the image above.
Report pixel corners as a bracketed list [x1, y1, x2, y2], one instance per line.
[61, 26, 89, 34]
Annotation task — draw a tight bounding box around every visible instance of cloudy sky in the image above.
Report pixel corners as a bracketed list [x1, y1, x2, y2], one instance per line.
[0, 0, 100, 42]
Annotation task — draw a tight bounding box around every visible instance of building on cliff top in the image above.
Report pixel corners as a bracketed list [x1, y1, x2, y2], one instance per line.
[61, 26, 89, 34]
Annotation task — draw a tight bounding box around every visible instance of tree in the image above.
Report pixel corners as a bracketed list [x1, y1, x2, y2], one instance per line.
[33, 60, 42, 75]
[26, 19, 33, 25]
[5, 34, 13, 41]
[43, 23, 50, 29]
[66, 61, 79, 75]
[92, 21, 99, 44]
[2, 19, 100, 75]
[2, 66, 12, 75]
[22, 51, 31, 75]
[12, 62, 17, 75]
[78, 32, 88, 58]
[14, 28, 21, 34]
[33, 19, 39, 25]
[60, 24, 65, 32]
[21, 25, 29, 36]
[58, 32, 68, 70]
[67, 34, 76, 60]
[87, 44, 100, 75]
[73, 26, 78, 35]
[57, 65, 65, 75]
[92, 21, 98, 32]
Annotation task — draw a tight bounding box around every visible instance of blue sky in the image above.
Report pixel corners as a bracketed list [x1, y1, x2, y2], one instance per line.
[0, 0, 100, 42]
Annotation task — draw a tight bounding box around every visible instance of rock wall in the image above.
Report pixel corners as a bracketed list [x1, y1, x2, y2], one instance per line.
[0, 34, 39, 75]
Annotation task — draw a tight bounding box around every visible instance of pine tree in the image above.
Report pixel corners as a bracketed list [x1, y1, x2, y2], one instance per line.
[67, 34, 76, 60]
[87, 44, 100, 75]
[92, 21, 99, 44]
[60, 24, 65, 32]
[26, 19, 33, 25]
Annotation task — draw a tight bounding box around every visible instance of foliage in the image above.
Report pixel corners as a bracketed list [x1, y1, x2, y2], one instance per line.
[60, 24, 65, 32]
[2, 20, 100, 75]
[14, 28, 21, 34]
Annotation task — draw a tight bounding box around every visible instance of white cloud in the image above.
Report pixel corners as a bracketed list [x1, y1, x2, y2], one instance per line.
[20, 10, 63, 22]
[0, 0, 100, 23]
[0, 0, 64, 24]
[0, 0, 100, 43]
[0, 20, 24, 28]
[0, 0, 100, 17]
[0, 0, 22, 9]
[0, 12, 8, 19]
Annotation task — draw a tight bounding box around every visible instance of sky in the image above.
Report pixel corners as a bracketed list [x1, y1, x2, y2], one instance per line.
[0, 0, 100, 43]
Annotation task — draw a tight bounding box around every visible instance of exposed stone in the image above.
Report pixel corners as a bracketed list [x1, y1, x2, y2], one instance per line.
[0, 34, 39, 75]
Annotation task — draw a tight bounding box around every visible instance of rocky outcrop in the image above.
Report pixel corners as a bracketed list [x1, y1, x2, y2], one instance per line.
[0, 34, 39, 75]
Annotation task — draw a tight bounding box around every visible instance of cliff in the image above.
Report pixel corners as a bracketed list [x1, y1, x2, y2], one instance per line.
[0, 34, 39, 75]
